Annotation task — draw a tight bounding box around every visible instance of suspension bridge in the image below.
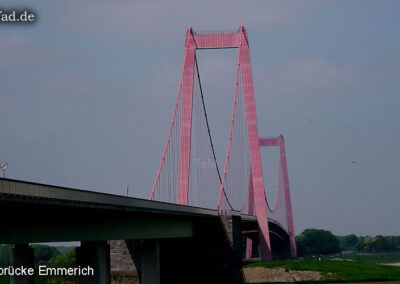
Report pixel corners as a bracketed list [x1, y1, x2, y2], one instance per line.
[0, 26, 297, 284]
[149, 26, 296, 261]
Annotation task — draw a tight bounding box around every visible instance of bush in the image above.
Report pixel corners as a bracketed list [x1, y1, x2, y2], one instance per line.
[48, 248, 76, 268]
[296, 228, 340, 256]
[31, 244, 61, 263]
[0, 245, 12, 266]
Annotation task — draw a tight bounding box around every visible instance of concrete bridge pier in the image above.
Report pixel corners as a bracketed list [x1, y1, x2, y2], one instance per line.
[10, 243, 34, 284]
[76, 241, 111, 284]
[111, 214, 245, 284]
[140, 240, 160, 284]
[126, 240, 160, 284]
[220, 213, 242, 266]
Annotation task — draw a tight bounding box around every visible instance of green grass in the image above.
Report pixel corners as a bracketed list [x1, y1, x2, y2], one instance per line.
[244, 260, 400, 283]
[346, 282, 400, 284]
[341, 253, 400, 264]
[304, 253, 400, 264]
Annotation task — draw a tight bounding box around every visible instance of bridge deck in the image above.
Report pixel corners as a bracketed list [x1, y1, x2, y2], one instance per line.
[0, 178, 286, 244]
[0, 178, 218, 217]
[0, 178, 218, 243]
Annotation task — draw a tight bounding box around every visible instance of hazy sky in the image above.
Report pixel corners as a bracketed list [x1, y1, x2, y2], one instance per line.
[1, 1, 399, 236]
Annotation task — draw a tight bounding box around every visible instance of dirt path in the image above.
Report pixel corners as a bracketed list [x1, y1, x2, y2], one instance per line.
[243, 267, 322, 283]
[382, 262, 400, 267]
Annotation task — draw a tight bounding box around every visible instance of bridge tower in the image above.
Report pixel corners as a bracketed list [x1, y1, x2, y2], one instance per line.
[184, 26, 271, 260]
[151, 26, 297, 261]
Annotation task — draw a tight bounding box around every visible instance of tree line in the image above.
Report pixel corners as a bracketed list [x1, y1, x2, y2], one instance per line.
[0, 244, 75, 267]
[296, 229, 400, 256]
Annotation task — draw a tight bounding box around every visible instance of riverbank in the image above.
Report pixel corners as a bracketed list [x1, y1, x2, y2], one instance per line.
[243, 260, 400, 283]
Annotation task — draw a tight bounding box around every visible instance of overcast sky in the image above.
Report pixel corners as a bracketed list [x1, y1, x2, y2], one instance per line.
[1, 0, 399, 236]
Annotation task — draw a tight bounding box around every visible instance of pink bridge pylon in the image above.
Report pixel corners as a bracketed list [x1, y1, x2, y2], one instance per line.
[246, 135, 297, 259]
[150, 26, 297, 261]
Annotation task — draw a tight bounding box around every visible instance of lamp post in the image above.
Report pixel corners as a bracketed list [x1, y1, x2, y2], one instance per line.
[0, 161, 8, 178]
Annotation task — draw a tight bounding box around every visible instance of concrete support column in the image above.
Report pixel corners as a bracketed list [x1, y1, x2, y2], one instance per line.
[220, 214, 244, 283]
[10, 243, 34, 284]
[141, 240, 160, 284]
[220, 214, 242, 265]
[108, 240, 136, 275]
[76, 241, 110, 284]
